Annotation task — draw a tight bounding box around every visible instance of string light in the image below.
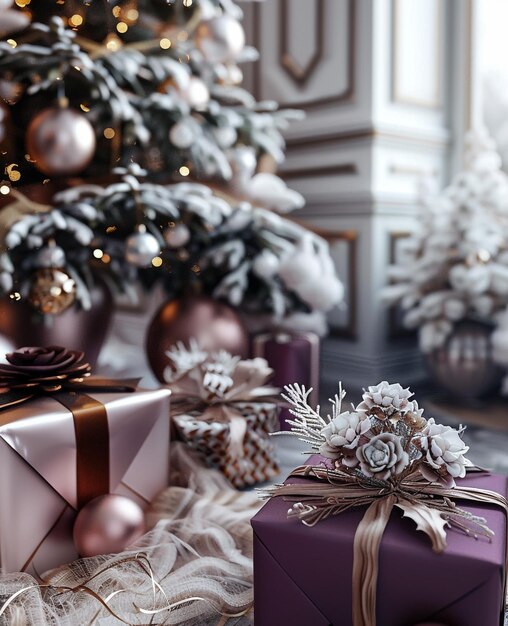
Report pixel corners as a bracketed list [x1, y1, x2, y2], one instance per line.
[179, 166, 190, 177]
[106, 226, 117, 234]
[0, 185, 10, 195]
[104, 128, 116, 139]
[80, 104, 90, 112]
[112, 6, 121, 17]
[104, 33, 122, 51]
[183, 0, 193, 6]
[151, 256, 163, 267]
[15, 0, 31, 6]
[116, 22, 128, 33]
[6, 39, 17, 48]
[126, 8, 139, 21]
[69, 14, 83, 27]
[101, 253, 111, 264]
[9, 292, 21, 301]
[160, 38, 171, 49]
[93, 249, 103, 259]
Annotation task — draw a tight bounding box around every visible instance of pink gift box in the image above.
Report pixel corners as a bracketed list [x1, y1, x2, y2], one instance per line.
[0, 387, 170, 574]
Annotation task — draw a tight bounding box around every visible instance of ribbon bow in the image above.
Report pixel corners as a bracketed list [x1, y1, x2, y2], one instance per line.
[0, 346, 138, 508]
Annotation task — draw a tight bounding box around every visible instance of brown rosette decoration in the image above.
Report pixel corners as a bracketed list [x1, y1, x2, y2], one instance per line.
[0, 346, 91, 404]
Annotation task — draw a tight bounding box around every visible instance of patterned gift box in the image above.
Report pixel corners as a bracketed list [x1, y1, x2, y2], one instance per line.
[174, 401, 279, 488]
[165, 341, 280, 489]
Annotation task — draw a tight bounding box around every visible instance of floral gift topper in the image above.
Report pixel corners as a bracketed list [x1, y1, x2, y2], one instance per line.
[317, 381, 468, 489]
[266, 380, 508, 626]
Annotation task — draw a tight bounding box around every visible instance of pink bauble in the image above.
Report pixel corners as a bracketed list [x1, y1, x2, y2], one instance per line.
[73, 495, 145, 558]
[146, 295, 249, 382]
[26, 107, 96, 176]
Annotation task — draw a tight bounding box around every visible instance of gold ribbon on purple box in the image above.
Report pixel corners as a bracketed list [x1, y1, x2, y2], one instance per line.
[263, 381, 508, 626]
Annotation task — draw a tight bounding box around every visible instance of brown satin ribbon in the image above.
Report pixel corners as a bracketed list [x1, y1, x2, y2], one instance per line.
[0, 377, 138, 510]
[56, 391, 110, 509]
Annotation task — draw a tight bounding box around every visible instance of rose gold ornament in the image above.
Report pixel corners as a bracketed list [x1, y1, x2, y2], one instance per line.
[26, 107, 96, 176]
[195, 15, 245, 64]
[146, 295, 249, 382]
[28, 268, 76, 315]
[73, 495, 145, 558]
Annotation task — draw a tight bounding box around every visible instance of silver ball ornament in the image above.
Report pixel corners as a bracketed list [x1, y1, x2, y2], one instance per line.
[183, 77, 210, 109]
[164, 223, 191, 248]
[0, 9, 29, 37]
[195, 15, 245, 64]
[226, 64, 243, 85]
[125, 230, 160, 267]
[26, 108, 96, 177]
[169, 120, 194, 148]
[73, 495, 145, 558]
[213, 126, 237, 148]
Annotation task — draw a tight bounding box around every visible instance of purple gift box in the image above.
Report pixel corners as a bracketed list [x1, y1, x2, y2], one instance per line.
[252, 332, 319, 431]
[252, 457, 508, 626]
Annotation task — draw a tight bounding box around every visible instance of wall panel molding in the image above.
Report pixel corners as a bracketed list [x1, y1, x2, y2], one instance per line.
[252, 0, 355, 110]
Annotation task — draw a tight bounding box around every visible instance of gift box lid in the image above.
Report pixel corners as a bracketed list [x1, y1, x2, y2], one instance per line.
[252, 456, 508, 626]
[0, 387, 171, 510]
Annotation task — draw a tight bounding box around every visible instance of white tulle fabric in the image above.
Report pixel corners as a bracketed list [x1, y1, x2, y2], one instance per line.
[0, 443, 260, 625]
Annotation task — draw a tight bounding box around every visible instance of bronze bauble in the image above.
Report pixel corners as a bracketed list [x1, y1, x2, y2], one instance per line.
[28, 268, 77, 315]
[146, 295, 249, 382]
[73, 495, 145, 558]
[0, 277, 112, 366]
[426, 320, 503, 399]
[26, 107, 96, 176]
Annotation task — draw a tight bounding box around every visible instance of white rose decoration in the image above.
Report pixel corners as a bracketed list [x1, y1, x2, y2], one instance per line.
[419, 418, 469, 488]
[319, 411, 371, 460]
[356, 432, 409, 480]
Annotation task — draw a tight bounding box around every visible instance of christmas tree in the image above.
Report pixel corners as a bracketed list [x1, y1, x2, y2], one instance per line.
[384, 130, 508, 353]
[0, 0, 343, 337]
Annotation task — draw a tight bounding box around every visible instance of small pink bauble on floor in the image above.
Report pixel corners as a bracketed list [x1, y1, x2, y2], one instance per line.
[73, 495, 145, 558]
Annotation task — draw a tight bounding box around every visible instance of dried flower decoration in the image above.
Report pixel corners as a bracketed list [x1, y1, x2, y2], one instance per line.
[266, 380, 508, 626]
[279, 381, 465, 488]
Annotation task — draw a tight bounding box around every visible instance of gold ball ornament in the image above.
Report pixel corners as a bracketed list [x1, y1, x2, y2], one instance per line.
[29, 268, 77, 315]
[195, 15, 245, 64]
[26, 108, 96, 177]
